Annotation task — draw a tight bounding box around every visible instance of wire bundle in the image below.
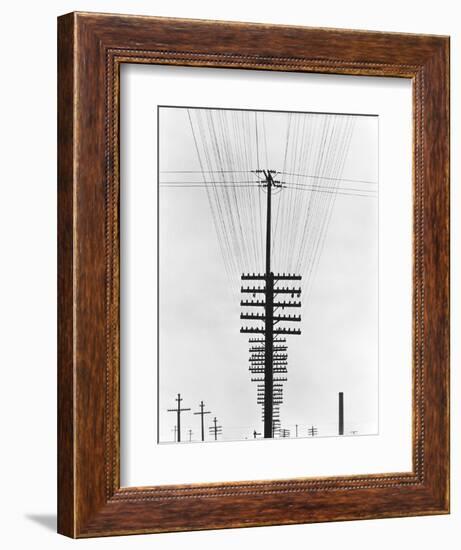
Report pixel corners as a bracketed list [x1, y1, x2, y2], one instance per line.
[160, 108, 376, 302]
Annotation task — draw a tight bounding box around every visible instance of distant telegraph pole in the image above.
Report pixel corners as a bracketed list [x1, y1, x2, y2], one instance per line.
[167, 393, 191, 442]
[339, 392, 344, 435]
[209, 417, 222, 441]
[308, 425, 318, 437]
[193, 400, 211, 442]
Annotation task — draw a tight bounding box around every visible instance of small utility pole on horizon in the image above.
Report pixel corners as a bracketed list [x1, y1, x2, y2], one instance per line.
[308, 425, 318, 437]
[209, 417, 222, 441]
[167, 393, 191, 443]
[193, 400, 211, 442]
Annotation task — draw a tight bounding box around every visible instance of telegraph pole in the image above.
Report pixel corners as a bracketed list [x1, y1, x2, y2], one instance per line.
[265, 171, 275, 437]
[193, 400, 211, 442]
[209, 417, 222, 441]
[339, 392, 344, 435]
[308, 425, 318, 437]
[241, 170, 302, 438]
[167, 393, 191, 442]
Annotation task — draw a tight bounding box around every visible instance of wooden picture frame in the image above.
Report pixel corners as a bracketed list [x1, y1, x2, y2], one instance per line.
[57, 12, 450, 538]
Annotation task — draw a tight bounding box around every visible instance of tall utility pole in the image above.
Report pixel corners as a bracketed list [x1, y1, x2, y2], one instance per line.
[209, 417, 222, 441]
[241, 170, 302, 438]
[339, 392, 344, 435]
[167, 393, 191, 443]
[193, 400, 211, 442]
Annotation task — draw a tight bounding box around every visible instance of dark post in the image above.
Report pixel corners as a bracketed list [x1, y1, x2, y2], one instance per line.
[177, 400, 181, 441]
[264, 273, 274, 438]
[339, 392, 344, 435]
[167, 393, 191, 443]
[193, 400, 211, 442]
[240, 171, 301, 439]
[208, 416, 222, 441]
[308, 425, 318, 437]
[264, 170, 274, 438]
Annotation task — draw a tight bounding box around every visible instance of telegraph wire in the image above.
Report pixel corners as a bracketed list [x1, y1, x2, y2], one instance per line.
[179, 108, 374, 303]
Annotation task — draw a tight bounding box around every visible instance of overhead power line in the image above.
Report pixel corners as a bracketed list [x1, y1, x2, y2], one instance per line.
[278, 170, 377, 185]
[182, 107, 372, 307]
[160, 169, 377, 185]
[160, 170, 251, 174]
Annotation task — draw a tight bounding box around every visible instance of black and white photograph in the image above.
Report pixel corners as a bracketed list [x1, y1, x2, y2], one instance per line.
[1, 0, 453, 546]
[158, 106, 378, 444]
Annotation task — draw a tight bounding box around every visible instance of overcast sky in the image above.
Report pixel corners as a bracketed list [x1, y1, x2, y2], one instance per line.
[158, 106, 378, 444]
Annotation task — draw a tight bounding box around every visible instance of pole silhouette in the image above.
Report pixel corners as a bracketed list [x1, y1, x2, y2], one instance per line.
[241, 170, 302, 438]
[167, 393, 191, 442]
[193, 400, 211, 442]
[339, 392, 344, 435]
[208, 417, 222, 441]
[308, 425, 318, 437]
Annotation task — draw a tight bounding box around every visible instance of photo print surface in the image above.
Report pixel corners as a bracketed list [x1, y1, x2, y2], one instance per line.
[158, 106, 378, 445]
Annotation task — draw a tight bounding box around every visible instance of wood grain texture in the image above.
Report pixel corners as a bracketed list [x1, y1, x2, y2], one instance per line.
[57, 11, 450, 538]
[57, 13, 75, 538]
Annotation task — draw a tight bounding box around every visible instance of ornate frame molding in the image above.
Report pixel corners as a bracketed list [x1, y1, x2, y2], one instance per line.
[58, 12, 449, 537]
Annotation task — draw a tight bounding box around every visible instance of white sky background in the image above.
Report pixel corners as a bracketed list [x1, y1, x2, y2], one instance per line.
[158, 107, 378, 443]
